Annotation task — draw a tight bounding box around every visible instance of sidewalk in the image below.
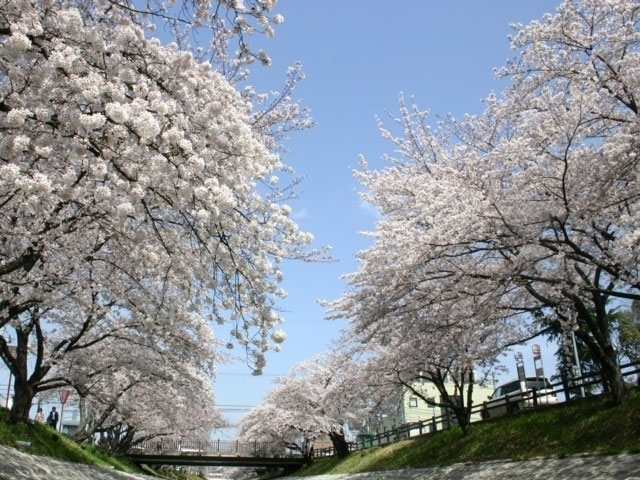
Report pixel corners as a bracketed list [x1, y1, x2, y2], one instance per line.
[0, 445, 155, 480]
[287, 453, 640, 480]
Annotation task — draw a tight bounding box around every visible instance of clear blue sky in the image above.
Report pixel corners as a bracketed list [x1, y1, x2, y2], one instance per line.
[213, 0, 562, 436]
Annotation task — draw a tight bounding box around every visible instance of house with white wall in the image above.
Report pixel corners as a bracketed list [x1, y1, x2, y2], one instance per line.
[367, 378, 494, 436]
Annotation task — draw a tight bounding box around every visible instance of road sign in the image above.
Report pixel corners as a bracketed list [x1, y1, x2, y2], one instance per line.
[59, 389, 71, 405]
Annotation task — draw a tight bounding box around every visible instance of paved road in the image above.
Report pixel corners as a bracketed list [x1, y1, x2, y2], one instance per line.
[2, 444, 639, 479]
[287, 453, 640, 480]
[0, 445, 155, 480]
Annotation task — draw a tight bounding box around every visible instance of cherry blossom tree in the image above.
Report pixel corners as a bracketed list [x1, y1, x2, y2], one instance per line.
[49, 332, 226, 449]
[238, 401, 316, 461]
[487, 0, 640, 402]
[86, 371, 227, 454]
[238, 352, 370, 458]
[332, 0, 640, 407]
[332, 270, 520, 435]
[0, 0, 316, 423]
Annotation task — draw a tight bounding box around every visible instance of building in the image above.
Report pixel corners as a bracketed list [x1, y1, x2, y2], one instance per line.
[60, 406, 81, 435]
[0, 392, 11, 410]
[367, 378, 495, 436]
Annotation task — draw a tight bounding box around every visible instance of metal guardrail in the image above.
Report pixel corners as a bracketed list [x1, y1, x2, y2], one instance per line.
[127, 453, 306, 468]
[312, 361, 640, 457]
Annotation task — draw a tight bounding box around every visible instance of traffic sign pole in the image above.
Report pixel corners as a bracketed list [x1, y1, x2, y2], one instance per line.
[58, 389, 71, 433]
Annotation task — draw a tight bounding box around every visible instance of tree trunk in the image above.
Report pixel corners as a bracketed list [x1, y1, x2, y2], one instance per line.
[113, 426, 136, 455]
[328, 431, 350, 457]
[592, 324, 626, 404]
[571, 283, 626, 403]
[75, 396, 88, 438]
[575, 326, 625, 403]
[456, 414, 471, 436]
[305, 445, 314, 463]
[451, 406, 472, 436]
[4, 313, 52, 424]
[601, 354, 625, 405]
[9, 380, 36, 424]
[8, 326, 39, 423]
[75, 402, 117, 443]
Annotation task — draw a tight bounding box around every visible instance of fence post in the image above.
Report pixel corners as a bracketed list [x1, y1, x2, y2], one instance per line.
[532, 388, 538, 408]
[431, 415, 436, 432]
[505, 395, 511, 415]
[217, 439, 220, 452]
[418, 420, 423, 436]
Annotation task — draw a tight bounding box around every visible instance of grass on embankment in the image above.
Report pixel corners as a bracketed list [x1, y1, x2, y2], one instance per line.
[294, 388, 640, 476]
[0, 407, 141, 472]
[0, 407, 204, 479]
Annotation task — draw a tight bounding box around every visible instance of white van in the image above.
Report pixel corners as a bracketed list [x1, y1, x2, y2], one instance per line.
[481, 377, 558, 419]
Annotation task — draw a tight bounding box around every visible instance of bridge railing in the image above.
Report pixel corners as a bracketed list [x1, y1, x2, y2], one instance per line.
[132, 438, 299, 458]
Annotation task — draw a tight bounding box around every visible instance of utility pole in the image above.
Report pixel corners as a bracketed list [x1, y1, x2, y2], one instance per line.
[4, 374, 11, 409]
[571, 331, 586, 398]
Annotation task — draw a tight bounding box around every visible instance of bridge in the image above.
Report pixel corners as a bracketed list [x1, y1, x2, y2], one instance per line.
[127, 439, 306, 469]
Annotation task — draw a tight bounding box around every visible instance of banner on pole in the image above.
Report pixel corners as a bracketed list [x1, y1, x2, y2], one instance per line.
[532, 344, 541, 360]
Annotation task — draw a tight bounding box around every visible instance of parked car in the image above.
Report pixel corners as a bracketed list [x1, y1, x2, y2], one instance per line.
[481, 377, 558, 419]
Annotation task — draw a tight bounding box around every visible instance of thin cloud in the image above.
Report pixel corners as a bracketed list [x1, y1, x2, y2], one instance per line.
[294, 208, 309, 219]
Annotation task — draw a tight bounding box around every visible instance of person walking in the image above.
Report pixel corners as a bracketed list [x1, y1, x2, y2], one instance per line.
[46, 407, 59, 430]
[34, 408, 44, 423]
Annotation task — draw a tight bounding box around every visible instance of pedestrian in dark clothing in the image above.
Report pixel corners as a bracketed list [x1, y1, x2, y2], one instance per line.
[46, 407, 59, 429]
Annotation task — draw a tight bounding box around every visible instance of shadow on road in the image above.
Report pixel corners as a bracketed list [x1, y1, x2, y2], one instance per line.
[289, 454, 640, 480]
[0, 445, 151, 480]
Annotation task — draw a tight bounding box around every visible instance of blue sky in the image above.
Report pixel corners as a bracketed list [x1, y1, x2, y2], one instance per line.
[213, 0, 562, 435]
